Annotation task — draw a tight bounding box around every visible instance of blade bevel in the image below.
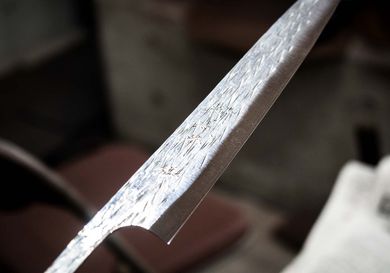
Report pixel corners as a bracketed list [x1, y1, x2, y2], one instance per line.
[46, 0, 340, 272]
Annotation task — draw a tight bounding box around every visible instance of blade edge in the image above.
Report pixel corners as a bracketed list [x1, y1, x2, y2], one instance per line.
[45, 0, 340, 272]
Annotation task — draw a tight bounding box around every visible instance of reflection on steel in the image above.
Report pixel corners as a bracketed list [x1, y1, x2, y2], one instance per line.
[46, 0, 340, 272]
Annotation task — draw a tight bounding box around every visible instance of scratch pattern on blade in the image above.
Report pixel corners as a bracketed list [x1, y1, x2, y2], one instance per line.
[46, 0, 339, 272]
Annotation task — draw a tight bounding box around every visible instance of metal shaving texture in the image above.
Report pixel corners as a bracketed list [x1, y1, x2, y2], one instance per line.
[46, 0, 339, 272]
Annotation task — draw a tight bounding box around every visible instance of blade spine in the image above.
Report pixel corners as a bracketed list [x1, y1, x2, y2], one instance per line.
[45, 0, 340, 272]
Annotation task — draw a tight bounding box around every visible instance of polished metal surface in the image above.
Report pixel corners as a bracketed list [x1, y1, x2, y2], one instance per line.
[46, 0, 340, 272]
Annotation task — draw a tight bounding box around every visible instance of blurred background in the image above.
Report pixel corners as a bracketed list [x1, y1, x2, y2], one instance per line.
[0, 0, 389, 272]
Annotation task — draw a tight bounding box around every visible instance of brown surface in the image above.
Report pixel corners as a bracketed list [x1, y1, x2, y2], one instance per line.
[0, 204, 115, 273]
[0, 143, 248, 273]
[59, 144, 249, 273]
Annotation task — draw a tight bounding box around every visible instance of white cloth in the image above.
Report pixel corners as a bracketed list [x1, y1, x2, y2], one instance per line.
[282, 157, 390, 273]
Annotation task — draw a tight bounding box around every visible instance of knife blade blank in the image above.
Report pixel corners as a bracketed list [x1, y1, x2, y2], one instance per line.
[46, 0, 340, 272]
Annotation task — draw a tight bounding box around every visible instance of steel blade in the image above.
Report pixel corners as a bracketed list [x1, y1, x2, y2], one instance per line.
[46, 0, 340, 272]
